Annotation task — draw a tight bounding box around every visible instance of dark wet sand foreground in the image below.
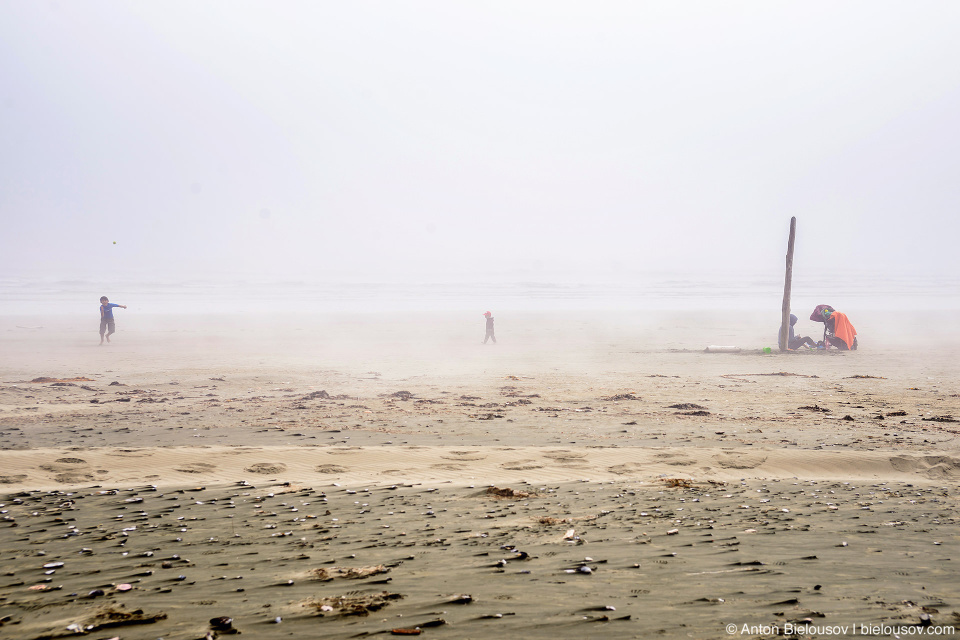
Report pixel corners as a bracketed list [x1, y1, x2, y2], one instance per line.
[1, 477, 957, 639]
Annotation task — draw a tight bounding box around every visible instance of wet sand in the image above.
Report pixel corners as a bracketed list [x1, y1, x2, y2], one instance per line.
[1, 311, 958, 639]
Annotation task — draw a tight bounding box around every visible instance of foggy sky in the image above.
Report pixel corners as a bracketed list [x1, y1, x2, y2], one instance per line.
[2, 2, 959, 284]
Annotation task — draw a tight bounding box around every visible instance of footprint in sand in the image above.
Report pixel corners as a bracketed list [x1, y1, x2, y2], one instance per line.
[245, 462, 287, 474]
[315, 464, 348, 474]
[225, 447, 261, 455]
[0, 474, 28, 484]
[714, 452, 768, 470]
[543, 449, 585, 458]
[654, 453, 697, 466]
[40, 459, 92, 474]
[441, 453, 487, 461]
[431, 463, 467, 471]
[607, 462, 644, 475]
[54, 472, 96, 483]
[175, 462, 217, 474]
[500, 459, 544, 471]
[542, 451, 587, 464]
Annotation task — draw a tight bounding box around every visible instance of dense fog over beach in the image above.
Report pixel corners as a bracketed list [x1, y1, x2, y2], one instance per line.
[3, 2, 960, 292]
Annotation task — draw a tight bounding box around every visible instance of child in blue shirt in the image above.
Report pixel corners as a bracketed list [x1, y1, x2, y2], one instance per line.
[99, 296, 127, 345]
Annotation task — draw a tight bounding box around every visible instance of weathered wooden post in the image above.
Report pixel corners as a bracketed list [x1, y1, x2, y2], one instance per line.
[779, 217, 797, 351]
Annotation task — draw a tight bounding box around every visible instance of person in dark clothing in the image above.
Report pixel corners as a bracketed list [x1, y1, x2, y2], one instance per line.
[784, 313, 817, 350]
[482, 311, 496, 344]
[810, 305, 858, 350]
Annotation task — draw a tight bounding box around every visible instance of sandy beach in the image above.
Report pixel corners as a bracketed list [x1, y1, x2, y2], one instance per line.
[1, 310, 958, 639]
[6, 0, 960, 637]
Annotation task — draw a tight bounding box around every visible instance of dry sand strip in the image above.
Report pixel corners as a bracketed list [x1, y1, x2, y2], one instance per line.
[1, 446, 960, 492]
[1, 477, 957, 640]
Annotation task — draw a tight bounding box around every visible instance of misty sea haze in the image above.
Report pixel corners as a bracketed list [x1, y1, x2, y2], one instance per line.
[1, 270, 957, 316]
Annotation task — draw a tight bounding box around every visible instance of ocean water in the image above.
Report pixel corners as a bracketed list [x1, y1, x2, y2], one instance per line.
[1, 269, 957, 317]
